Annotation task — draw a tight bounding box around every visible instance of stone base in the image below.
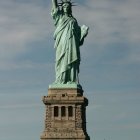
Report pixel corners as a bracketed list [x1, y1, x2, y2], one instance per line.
[41, 139, 88, 140]
[40, 88, 90, 140]
[48, 87, 83, 96]
[41, 130, 90, 140]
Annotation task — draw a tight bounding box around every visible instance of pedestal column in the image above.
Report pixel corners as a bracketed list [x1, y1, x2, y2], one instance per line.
[40, 87, 90, 140]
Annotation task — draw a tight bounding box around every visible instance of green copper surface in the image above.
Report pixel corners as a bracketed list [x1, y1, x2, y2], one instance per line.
[51, 0, 89, 86]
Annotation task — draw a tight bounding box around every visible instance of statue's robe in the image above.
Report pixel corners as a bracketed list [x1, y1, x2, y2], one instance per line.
[51, 8, 82, 84]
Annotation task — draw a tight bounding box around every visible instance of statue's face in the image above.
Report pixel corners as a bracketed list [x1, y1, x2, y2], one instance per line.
[62, 2, 71, 14]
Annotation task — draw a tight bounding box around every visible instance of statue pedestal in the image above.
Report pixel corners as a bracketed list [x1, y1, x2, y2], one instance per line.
[40, 87, 90, 140]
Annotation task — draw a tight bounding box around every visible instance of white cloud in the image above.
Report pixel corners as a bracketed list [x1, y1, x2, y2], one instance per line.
[0, 0, 52, 61]
[68, 0, 139, 68]
[75, 0, 140, 45]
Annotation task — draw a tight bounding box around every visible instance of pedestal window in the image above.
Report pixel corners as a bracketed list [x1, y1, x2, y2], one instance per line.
[54, 106, 58, 117]
[68, 106, 73, 117]
[61, 106, 66, 117]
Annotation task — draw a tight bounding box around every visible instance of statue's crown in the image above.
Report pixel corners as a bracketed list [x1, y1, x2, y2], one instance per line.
[59, 0, 76, 6]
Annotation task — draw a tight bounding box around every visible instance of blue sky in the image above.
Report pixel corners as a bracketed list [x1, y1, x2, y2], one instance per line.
[0, 0, 140, 140]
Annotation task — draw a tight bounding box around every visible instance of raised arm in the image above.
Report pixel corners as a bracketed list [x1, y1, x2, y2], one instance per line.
[52, 0, 58, 10]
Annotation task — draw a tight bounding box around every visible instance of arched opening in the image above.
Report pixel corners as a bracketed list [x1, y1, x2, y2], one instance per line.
[68, 106, 73, 117]
[54, 106, 58, 117]
[61, 106, 66, 117]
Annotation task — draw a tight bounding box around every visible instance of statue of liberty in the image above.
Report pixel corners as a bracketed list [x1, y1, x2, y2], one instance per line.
[51, 0, 89, 86]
